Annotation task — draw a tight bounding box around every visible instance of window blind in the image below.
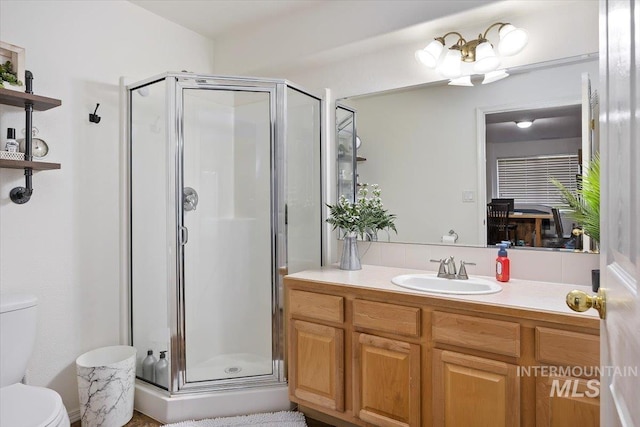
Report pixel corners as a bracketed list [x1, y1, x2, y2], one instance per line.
[496, 154, 579, 206]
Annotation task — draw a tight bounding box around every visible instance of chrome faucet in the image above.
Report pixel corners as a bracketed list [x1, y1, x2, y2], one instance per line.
[444, 256, 457, 278]
[430, 257, 476, 280]
[430, 256, 457, 279]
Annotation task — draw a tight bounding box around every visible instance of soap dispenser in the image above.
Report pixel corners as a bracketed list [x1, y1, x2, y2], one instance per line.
[141, 350, 157, 382]
[5, 128, 18, 153]
[154, 351, 169, 388]
[496, 243, 510, 282]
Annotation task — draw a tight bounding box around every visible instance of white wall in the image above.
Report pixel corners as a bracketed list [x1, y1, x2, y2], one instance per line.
[0, 0, 213, 414]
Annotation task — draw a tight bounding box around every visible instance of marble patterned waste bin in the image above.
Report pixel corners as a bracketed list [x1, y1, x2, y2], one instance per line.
[76, 346, 137, 427]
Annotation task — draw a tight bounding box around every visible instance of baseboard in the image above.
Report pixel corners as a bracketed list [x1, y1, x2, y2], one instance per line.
[68, 408, 81, 423]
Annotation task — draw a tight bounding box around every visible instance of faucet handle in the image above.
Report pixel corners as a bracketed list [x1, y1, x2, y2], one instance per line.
[430, 259, 447, 277]
[457, 260, 476, 280]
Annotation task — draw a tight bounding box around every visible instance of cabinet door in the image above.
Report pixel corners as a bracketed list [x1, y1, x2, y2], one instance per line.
[536, 376, 599, 427]
[353, 333, 420, 427]
[289, 320, 344, 411]
[433, 349, 519, 427]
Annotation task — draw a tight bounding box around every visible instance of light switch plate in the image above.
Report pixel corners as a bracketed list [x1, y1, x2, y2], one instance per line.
[462, 190, 475, 202]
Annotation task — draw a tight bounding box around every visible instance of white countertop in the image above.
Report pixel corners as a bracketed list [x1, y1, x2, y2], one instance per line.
[286, 264, 599, 319]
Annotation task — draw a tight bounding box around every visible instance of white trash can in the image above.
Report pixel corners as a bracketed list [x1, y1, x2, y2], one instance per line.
[76, 346, 137, 427]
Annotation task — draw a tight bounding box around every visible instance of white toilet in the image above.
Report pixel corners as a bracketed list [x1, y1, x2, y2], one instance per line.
[0, 294, 70, 427]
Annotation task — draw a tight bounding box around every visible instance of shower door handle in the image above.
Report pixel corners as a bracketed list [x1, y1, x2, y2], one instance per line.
[180, 226, 189, 245]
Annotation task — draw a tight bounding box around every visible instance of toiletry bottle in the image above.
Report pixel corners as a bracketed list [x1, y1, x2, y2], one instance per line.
[5, 128, 18, 153]
[496, 243, 510, 282]
[154, 351, 169, 388]
[141, 350, 157, 382]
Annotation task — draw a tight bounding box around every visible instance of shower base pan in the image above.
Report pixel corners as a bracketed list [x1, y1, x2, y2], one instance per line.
[187, 352, 273, 382]
[134, 381, 291, 424]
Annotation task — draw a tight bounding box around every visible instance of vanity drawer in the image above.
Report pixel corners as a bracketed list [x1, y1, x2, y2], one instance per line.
[288, 290, 344, 323]
[353, 299, 420, 337]
[535, 327, 599, 368]
[432, 312, 520, 357]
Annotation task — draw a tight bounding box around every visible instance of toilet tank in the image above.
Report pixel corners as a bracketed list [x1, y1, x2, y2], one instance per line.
[0, 294, 38, 387]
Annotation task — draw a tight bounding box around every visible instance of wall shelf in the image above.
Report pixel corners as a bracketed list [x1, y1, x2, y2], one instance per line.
[0, 159, 61, 170]
[0, 73, 63, 204]
[0, 87, 61, 111]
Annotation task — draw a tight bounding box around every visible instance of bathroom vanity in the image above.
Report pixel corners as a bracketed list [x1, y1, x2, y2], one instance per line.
[284, 265, 600, 427]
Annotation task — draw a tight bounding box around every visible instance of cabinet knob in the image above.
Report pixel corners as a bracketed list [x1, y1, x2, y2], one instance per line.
[566, 289, 606, 319]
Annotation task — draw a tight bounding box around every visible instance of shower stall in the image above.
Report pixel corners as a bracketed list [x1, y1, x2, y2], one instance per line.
[126, 74, 322, 422]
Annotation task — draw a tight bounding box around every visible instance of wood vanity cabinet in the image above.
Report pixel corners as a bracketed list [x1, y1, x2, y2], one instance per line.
[534, 327, 601, 427]
[431, 312, 521, 427]
[352, 298, 422, 427]
[288, 290, 345, 412]
[432, 349, 519, 427]
[284, 278, 600, 427]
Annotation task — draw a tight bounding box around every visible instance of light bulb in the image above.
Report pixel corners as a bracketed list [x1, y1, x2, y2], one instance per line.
[440, 49, 462, 78]
[415, 39, 444, 68]
[448, 75, 473, 86]
[499, 24, 528, 56]
[473, 41, 500, 73]
[516, 120, 533, 129]
[482, 69, 509, 84]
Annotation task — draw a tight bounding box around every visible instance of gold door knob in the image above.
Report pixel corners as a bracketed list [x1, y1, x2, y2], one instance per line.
[566, 289, 606, 319]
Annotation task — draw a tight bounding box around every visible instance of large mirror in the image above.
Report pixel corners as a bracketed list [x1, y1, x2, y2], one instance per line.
[337, 56, 599, 249]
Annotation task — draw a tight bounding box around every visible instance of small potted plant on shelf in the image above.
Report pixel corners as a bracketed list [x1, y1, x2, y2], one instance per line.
[327, 184, 397, 270]
[551, 153, 600, 290]
[0, 61, 23, 91]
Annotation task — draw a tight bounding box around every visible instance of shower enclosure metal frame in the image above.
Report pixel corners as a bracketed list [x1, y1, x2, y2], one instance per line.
[126, 73, 323, 395]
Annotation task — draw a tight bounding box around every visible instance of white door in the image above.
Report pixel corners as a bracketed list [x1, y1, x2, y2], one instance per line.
[600, 0, 640, 425]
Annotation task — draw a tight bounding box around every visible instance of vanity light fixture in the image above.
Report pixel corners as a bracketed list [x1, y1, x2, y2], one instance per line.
[448, 75, 474, 87]
[482, 69, 509, 84]
[415, 22, 528, 85]
[516, 120, 534, 129]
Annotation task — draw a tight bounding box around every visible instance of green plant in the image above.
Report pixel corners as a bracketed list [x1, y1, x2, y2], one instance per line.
[326, 184, 397, 238]
[0, 61, 23, 88]
[551, 153, 600, 244]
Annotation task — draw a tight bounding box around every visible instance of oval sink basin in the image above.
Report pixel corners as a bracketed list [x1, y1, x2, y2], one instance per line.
[391, 274, 502, 295]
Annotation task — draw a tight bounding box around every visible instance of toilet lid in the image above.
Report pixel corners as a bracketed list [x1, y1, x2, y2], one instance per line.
[0, 383, 66, 427]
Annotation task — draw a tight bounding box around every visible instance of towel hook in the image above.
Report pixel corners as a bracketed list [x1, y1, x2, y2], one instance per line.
[89, 103, 101, 123]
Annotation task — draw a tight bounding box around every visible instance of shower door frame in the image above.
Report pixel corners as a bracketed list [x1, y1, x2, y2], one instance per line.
[171, 77, 283, 393]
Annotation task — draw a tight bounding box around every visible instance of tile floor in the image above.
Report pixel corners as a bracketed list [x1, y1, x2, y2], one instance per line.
[71, 411, 161, 427]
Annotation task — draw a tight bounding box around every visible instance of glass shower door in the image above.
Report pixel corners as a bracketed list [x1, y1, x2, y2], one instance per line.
[180, 87, 274, 385]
